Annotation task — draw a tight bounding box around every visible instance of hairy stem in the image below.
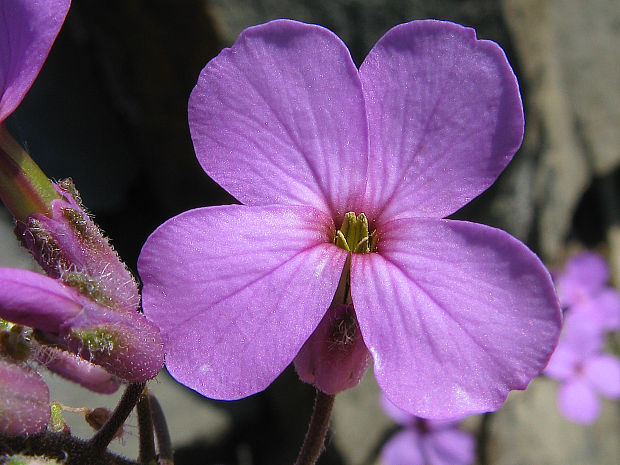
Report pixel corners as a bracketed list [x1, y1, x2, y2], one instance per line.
[477, 412, 493, 465]
[295, 390, 335, 465]
[148, 390, 174, 465]
[137, 389, 156, 464]
[0, 431, 139, 465]
[89, 382, 146, 456]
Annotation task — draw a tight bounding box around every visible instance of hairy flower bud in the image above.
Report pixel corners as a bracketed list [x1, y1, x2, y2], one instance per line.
[0, 268, 164, 382]
[34, 344, 120, 394]
[0, 359, 50, 435]
[15, 180, 140, 314]
[294, 304, 371, 395]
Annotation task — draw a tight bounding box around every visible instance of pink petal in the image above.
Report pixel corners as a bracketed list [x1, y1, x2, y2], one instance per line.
[0, 268, 81, 332]
[350, 218, 561, 419]
[582, 354, 620, 399]
[138, 205, 347, 399]
[558, 378, 600, 424]
[359, 20, 523, 222]
[188, 19, 368, 219]
[381, 430, 425, 465]
[423, 428, 475, 465]
[0, 0, 70, 122]
[0, 360, 50, 434]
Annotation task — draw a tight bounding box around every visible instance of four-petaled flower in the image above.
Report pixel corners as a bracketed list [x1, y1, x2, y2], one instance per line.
[138, 19, 561, 419]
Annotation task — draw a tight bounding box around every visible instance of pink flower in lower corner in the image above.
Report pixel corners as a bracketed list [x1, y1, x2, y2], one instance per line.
[138, 19, 561, 419]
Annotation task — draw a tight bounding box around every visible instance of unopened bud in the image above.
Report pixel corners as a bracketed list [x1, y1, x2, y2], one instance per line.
[0, 359, 50, 435]
[294, 304, 371, 395]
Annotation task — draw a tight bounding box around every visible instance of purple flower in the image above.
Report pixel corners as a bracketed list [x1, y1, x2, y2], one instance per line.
[138, 19, 561, 418]
[380, 396, 474, 465]
[555, 251, 620, 331]
[0, 0, 71, 123]
[544, 316, 620, 424]
[544, 252, 620, 424]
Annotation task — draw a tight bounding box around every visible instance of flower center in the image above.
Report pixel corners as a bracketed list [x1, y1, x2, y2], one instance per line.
[334, 212, 377, 253]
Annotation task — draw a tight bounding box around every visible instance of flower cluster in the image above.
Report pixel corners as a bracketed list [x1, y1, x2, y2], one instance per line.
[380, 395, 474, 465]
[138, 18, 561, 419]
[0, 0, 163, 435]
[544, 251, 620, 424]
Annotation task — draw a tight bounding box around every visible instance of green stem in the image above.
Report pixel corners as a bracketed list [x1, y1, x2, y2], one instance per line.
[295, 390, 335, 465]
[0, 123, 60, 220]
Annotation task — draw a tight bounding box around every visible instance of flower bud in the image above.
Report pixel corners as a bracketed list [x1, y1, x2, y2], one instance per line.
[15, 179, 140, 314]
[34, 344, 120, 394]
[0, 359, 50, 435]
[61, 304, 164, 382]
[0, 268, 164, 382]
[294, 304, 371, 395]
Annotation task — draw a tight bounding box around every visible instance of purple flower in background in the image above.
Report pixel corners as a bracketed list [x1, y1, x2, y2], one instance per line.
[139, 19, 561, 419]
[0, 0, 71, 123]
[381, 396, 474, 465]
[544, 313, 620, 423]
[556, 251, 620, 331]
[545, 251, 620, 424]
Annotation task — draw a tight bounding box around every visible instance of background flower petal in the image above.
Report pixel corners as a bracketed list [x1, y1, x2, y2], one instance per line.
[423, 428, 475, 465]
[0, 0, 71, 122]
[558, 378, 600, 424]
[138, 205, 347, 399]
[380, 429, 425, 465]
[188, 19, 368, 219]
[359, 20, 524, 223]
[351, 218, 561, 419]
[544, 344, 579, 381]
[582, 354, 620, 399]
[557, 252, 610, 307]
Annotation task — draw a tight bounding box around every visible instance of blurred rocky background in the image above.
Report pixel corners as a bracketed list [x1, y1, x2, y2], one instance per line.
[1, 0, 619, 464]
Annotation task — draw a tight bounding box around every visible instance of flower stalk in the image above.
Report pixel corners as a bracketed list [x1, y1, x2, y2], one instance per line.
[136, 390, 156, 465]
[295, 390, 335, 465]
[148, 390, 174, 465]
[0, 124, 60, 221]
[88, 382, 146, 456]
